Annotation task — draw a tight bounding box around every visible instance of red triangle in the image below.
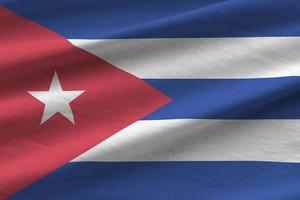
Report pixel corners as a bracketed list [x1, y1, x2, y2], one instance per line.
[0, 6, 171, 199]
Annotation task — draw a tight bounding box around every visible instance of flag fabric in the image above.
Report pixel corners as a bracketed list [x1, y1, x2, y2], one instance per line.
[1, 0, 300, 199]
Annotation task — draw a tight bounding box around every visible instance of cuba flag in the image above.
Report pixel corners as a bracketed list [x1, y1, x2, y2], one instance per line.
[1, 0, 300, 199]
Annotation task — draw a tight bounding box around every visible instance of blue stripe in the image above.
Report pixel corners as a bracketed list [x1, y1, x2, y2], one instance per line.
[1, 0, 300, 38]
[143, 77, 300, 119]
[10, 161, 300, 200]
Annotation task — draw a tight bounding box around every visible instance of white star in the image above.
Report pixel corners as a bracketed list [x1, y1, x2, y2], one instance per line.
[28, 71, 85, 124]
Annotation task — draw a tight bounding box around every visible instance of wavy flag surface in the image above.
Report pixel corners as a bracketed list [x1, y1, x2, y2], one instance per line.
[1, 0, 300, 199]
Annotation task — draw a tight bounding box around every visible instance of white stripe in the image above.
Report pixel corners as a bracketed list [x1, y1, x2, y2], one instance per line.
[73, 119, 300, 162]
[70, 37, 300, 79]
